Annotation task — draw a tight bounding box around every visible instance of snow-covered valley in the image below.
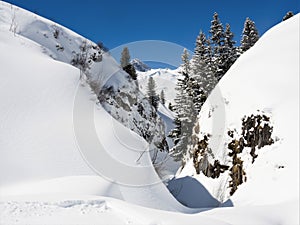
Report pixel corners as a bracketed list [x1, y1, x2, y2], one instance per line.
[0, 1, 299, 224]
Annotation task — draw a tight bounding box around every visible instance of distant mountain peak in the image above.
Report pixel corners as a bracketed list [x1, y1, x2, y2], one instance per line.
[130, 58, 150, 72]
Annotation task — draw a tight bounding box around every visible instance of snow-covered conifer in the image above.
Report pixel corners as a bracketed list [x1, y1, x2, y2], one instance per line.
[160, 90, 165, 105]
[240, 18, 259, 52]
[147, 77, 159, 111]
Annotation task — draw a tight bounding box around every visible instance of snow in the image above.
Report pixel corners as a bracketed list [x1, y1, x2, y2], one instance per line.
[131, 58, 150, 72]
[0, 0, 184, 212]
[0, 1, 299, 224]
[167, 176, 220, 208]
[179, 11, 299, 214]
[136, 67, 181, 177]
[137, 67, 181, 104]
[0, 31, 93, 186]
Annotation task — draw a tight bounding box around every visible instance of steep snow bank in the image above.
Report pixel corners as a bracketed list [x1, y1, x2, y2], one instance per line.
[0, 1, 184, 211]
[181, 14, 299, 206]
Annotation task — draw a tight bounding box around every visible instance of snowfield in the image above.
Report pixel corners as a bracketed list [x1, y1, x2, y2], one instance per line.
[137, 67, 181, 105]
[0, 1, 299, 224]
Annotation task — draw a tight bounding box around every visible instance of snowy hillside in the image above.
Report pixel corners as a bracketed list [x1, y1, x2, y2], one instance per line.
[179, 12, 299, 210]
[0, 1, 170, 160]
[0, 1, 299, 224]
[136, 67, 181, 174]
[0, 0, 184, 211]
[131, 58, 150, 72]
[138, 67, 181, 104]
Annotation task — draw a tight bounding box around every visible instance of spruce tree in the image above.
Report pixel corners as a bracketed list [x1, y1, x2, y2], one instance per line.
[210, 12, 225, 46]
[190, 61, 216, 113]
[192, 31, 212, 75]
[120, 47, 137, 80]
[181, 48, 191, 74]
[123, 64, 137, 80]
[160, 90, 165, 105]
[209, 12, 226, 80]
[190, 31, 215, 113]
[120, 47, 130, 68]
[169, 50, 197, 165]
[221, 24, 238, 74]
[240, 18, 259, 53]
[147, 77, 159, 111]
[169, 73, 196, 164]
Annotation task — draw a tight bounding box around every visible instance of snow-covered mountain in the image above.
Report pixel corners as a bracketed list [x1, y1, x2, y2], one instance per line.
[130, 58, 150, 72]
[0, 1, 299, 224]
[137, 67, 181, 105]
[136, 67, 180, 163]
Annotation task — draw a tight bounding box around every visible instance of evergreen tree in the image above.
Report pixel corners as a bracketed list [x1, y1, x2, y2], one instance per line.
[123, 64, 137, 80]
[181, 48, 191, 74]
[190, 31, 215, 113]
[173, 73, 190, 116]
[169, 72, 196, 164]
[192, 31, 212, 75]
[169, 50, 197, 165]
[210, 12, 225, 46]
[120, 47, 137, 80]
[283, 11, 294, 21]
[209, 12, 226, 79]
[221, 24, 238, 74]
[190, 60, 216, 113]
[160, 90, 165, 105]
[120, 47, 130, 68]
[240, 18, 259, 53]
[147, 77, 159, 111]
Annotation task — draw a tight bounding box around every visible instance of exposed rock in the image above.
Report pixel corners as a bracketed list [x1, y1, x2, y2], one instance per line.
[228, 113, 274, 195]
[241, 114, 274, 163]
[193, 112, 275, 196]
[193, 135, 229, 178]
[131, 58, 150, 72]
[99, 75, 169, 159]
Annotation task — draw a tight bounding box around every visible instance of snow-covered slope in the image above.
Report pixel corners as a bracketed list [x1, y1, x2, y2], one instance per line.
[0, 1, 184, 211]
[1, 0, 171, 175]
[0, 31, 93, 185]
[179, 13, 299, 208]
[1, 1, 299, 224]
[131, 58, 150, 72]
[138, 68, 181, 104]
[137, 67, 181, 176]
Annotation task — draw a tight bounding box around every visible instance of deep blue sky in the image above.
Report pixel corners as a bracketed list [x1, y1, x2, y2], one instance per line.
[4, 0, 300, 66]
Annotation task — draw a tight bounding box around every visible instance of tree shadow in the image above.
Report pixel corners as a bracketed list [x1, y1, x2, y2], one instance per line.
[167, 176, 233, 210]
